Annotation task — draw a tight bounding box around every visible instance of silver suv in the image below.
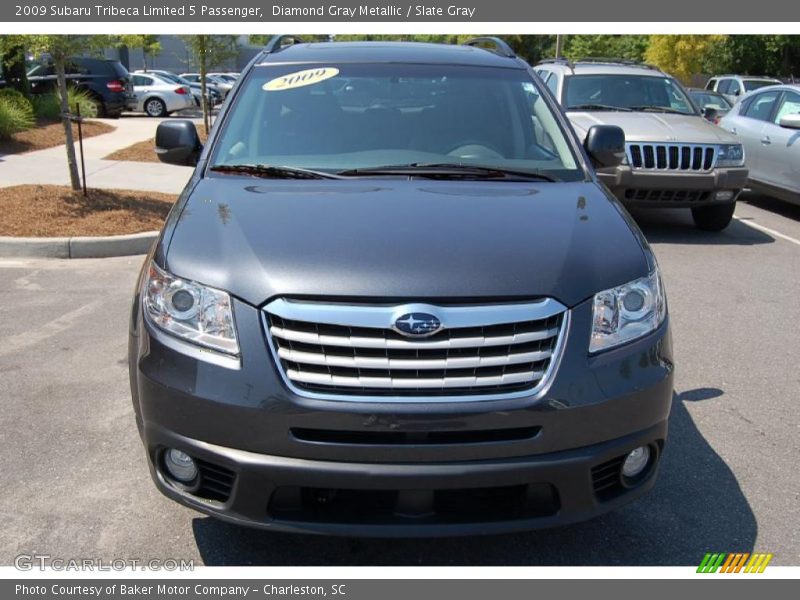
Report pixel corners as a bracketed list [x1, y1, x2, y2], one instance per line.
[536, 59, 748, 230]
[706, 75, 783, 104]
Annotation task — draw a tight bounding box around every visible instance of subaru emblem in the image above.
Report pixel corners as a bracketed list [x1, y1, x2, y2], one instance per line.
[393, 312, 442, 337]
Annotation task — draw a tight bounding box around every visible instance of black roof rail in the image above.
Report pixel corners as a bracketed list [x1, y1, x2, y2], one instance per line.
[264, 35, 305, 53]
[573, 57, 661, 71]
[537, 57, 575, 70]
[462, 37, 516, 58]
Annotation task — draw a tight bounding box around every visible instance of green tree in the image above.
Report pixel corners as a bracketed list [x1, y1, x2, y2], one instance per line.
[645, 35, 725, 83]
[0, 36, 31, 95]
[180, 35, 238, 135]
[563, 35, 648, 62]
[702, 35, 800, 78]
[119, 35, 162, 71]
[26, 35, 114, 191]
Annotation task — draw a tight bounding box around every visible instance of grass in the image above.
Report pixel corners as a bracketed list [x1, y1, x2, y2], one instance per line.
[0, 185, 176, 237]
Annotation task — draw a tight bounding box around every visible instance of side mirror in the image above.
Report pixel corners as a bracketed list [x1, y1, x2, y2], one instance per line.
[584, 125, 626, 168]
[778, 114, 800, 130]
[702, 106, 719, 122]
[155, 120, 202, 166]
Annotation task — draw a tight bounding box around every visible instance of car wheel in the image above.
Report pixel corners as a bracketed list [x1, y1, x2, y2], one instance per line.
[145, 98, 167, 118]
[88, 97, 105, 118]
[691, 202, 736, 231]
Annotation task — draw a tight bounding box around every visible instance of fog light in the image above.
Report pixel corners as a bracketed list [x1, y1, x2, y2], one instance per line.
[715, 190, 734, 201]
[164, 449, 198, 483]
[622, 446, 651, 478]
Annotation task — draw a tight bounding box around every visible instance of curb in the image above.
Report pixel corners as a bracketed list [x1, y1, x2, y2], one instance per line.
[0, 231, 158, 259]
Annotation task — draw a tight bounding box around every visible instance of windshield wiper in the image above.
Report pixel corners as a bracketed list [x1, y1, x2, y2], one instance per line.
[627, 105, 690, 115]
[337, 163, 560, 182]
[209, 164, 340, 180]
[568, 104, 633, 112]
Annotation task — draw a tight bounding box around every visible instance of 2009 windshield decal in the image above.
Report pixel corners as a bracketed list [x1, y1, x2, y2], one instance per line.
[263, 68, 340, 92]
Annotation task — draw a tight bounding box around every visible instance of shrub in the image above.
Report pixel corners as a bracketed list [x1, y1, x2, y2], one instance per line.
[31, 93, 60, 120]
[0, 97, 35, 139]
[32, 87, 99, 121]
[0, 88, 34, 114]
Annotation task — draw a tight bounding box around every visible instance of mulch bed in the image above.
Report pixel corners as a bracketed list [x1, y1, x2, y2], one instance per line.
[0, 185, 176, 237]
[104, 129, 209, 163]
[0, 120, 115, 155]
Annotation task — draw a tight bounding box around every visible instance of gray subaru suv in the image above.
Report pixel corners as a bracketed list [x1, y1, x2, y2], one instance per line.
[129, 37, 674, 536]
[536, 59, 749, 231]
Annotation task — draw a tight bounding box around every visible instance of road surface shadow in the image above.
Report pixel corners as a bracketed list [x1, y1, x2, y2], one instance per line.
[191, 387, 756, 566]
[741, 192, 800, 222]
[629, 207, 774, 246]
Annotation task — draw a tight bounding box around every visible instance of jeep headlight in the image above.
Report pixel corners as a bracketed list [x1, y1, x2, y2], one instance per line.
[590, 269, 666, 353]
[144, 262, 239, 355]
[716, 144, 745, 168]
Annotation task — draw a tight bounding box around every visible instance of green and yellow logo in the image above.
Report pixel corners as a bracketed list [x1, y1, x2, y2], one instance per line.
[697, 553, 773, 573]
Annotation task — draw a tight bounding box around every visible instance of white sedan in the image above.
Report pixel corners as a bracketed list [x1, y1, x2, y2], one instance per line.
[720, 84, 800, 205]
[127, 72, 194, 117]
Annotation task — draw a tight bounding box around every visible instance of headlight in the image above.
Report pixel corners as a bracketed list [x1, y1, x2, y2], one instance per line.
[144, 262, 239, 355]
[716, 144, 745, 168]
[590, 269, 666, 353]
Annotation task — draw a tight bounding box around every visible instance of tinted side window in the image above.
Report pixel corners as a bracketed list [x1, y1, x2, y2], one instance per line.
[546, 73, 558, 96]
[742, 90, 782, 121]
[717, 79, 732, 94]
[705, 79, 716, 91]
[773, 91, 800, 124]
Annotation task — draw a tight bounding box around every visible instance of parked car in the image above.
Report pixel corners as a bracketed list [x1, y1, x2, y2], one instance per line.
[535, 58, 748, 230]
[127, 72, 194, 117]
[687, 88, 733, 124]
[25, 57, 131, 118]
[208, 72, 239, 84]
[134, 69, 222, 107]
[129, 37, 674, 537]
[180, 73, 233, 98]
[719, 84, 800, 205]
[705, 75, 783, 105]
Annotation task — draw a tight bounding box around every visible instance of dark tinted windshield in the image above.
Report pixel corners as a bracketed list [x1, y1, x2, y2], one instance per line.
[743, 79, 781, 92]
[153, 71, 184, 84]
[689, 90, 732, 109]
[564, 74, 696, 114]
[211, 63, 582, 180]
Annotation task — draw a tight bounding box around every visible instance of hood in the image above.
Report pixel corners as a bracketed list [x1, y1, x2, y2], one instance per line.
[567, 111, 739, 144]
[164, 178, 648, 308]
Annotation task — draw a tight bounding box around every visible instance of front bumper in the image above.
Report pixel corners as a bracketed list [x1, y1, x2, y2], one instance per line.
[145, 420, 667, 537]
[129, 294, 674, 536]
[598, 166, 749, 208]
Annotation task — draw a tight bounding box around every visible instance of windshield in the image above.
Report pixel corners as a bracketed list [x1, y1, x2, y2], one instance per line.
[564, 74, 696, 115]
[209, 63, 583, 181]
[154, 71, 185, 85]
[689, 91, 732, 109]
[743, 80, 780, 92]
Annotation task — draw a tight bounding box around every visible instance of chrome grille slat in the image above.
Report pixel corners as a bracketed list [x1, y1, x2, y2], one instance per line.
[627, 142, 717, 172]
[263, 299, 568, 401]
[270, 324, 560, 349]
[277, 346, 553, 370]
[286, 368, 544, 389]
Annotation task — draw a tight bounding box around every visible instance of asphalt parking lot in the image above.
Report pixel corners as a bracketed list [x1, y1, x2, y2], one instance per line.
[1, 194, 798, 567]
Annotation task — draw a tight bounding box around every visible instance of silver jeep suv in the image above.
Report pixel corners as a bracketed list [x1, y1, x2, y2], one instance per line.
[536, 59, 749, 230]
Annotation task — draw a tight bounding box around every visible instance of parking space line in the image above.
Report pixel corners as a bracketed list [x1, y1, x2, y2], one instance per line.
[735, 217, 800, 247]
[0, 300, 103, 358]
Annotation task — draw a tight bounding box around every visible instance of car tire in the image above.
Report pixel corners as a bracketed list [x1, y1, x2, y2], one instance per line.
[144, 98, 167, 118]
[692, 202, 736, 231]
[88, 97, 105, 118]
